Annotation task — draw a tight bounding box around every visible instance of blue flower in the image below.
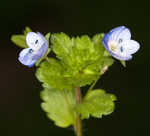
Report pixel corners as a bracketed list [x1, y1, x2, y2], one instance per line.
[102, 26, 140, 60]
[18, 32, 48, 67]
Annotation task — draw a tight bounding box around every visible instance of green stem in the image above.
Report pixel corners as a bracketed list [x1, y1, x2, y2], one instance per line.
[87, 65, 108, 93]
[87, 76, 100, 93]
[74, 87, 82, 136]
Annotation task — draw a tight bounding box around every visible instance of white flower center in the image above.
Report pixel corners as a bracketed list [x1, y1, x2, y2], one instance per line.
[108, 41, 119, 53]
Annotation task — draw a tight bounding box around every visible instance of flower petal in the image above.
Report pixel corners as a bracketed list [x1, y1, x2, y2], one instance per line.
[105, 26, 131, 43]
[115, 27, 131, 42]
[33, 42, 48, 59]
[110, 26, 131, 43]
[18, 48, 37, 67]
[119, 40, 140, 54]
[110, 51, 132, 61]
[26, 32, 45, 50]
[37, 32, 47, 43]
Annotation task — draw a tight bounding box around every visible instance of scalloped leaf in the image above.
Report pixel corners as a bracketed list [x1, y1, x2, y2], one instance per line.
[50, 33, 114, 87]
[41, 86, 76, 127]
[77, 89, 116, 119]
[36, 58, 73, 90]
[51, 33, 106, 71]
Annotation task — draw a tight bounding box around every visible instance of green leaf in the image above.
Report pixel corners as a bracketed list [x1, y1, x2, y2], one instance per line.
[92, 33, 114, 71]
[68, 71, 100, 88]
[45, 33, 51, 46]
[51, 33, 105, 70]
[51, 33, 73, 66]
[101, 57, 114, 71]
[11, 35, 27, 48]
[41, 86, 76, 127]
[50, 33, 113, 87]
[36, 33, 115, 89]
[11, 27, 32, 48]
[36, 58, 73, 90]
[24, 26, 32, 35]
[103, 50, 111, 57]
[77, 89, 116, 119]
[120, 60, 126, 67]
[92, 33, 105, 57]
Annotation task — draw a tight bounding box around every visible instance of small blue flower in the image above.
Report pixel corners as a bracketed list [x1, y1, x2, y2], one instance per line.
[18, 32, 48, 67]
[102, 26, 140, 60]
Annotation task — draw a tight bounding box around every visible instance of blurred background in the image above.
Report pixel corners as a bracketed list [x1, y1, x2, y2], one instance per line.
[0, 0, 149, 136]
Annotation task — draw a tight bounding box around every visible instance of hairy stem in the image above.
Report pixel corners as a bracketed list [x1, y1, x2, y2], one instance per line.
[74, 87, 82, 136]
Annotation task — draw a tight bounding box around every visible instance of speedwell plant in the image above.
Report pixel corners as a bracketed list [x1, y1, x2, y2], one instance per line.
[11, 26, 140, 136]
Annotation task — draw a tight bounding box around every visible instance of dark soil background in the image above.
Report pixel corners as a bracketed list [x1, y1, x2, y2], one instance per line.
[0, 0, 149, 136]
